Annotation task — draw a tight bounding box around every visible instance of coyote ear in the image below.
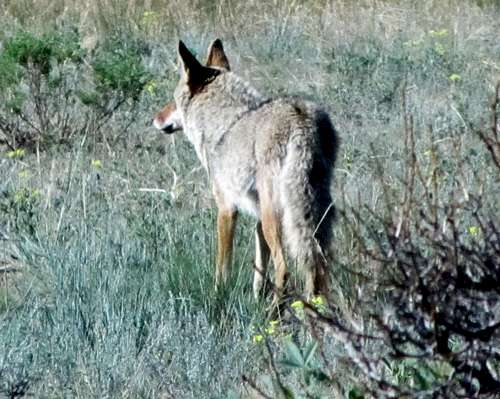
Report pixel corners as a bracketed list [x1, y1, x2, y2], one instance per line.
[178, 40, 203, 80]
[205, 39, 230, 71]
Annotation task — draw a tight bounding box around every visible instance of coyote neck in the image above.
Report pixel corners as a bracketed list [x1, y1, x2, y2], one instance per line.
[183, 73, 269, 168]
[222, 73, 268, 111]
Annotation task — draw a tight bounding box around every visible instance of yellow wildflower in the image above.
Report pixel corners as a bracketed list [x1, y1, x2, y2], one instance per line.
[311, 296, 326, 307]
[468, 226, 479, 236]
[291, 300, 304, 310]
[429, 29, 448, 38]
[145, 81, 156, 95]
[7, 148, 25, 158]
[264, 320, 280, 335]
[252, 334, 264, 344]
[91, 159, 102, 168]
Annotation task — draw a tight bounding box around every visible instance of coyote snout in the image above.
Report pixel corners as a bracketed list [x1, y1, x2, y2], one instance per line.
[153, 102, 182, 133]
[153, 39, 338, 304]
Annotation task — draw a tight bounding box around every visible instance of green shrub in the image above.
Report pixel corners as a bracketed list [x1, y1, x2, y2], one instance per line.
[0, 29, 153, 149]
[92, 36, 152, 101]
[3, 30, 83, 75]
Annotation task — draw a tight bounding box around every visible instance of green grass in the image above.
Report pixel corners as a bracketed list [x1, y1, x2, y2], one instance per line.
[0, 149, 266, 397]
[0, 0, 499, 397]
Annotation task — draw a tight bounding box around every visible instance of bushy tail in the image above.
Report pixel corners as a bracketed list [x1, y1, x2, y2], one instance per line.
[280, 107, 338, 293]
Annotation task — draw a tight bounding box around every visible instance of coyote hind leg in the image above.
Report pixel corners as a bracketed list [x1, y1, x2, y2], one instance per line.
[304, 252, 329, 299]
[253, 221, 270, 299]
[259, 193, 287, 305]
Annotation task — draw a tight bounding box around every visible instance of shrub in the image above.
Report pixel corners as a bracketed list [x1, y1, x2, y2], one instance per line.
[0, 29, 152, 150]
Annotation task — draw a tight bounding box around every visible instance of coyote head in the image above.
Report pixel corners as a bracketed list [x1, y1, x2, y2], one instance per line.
[153, 39, 230, 134]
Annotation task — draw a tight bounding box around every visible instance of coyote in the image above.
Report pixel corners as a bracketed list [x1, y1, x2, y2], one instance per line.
[154, 39, 338, 302]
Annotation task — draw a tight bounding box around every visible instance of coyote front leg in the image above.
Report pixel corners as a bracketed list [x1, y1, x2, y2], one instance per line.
[215, 208, 237, 287]
[214, 186, 238, 288]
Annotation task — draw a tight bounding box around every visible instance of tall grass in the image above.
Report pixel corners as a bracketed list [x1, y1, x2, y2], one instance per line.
[0, 0, 499, 397]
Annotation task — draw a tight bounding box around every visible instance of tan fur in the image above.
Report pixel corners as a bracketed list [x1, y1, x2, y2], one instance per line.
[154, 39, 339, 302]
[213, 185, 238, 286]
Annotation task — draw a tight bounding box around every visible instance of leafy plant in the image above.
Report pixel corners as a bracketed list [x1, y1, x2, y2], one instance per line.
[0, 29, 152, 150]
[280, 340, 330, 386]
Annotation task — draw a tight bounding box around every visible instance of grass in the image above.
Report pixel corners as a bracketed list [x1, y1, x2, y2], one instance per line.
[1, 149, 264, 397]
[0, 0, 499, 397]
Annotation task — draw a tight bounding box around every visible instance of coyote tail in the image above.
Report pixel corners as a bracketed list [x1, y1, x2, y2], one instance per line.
[280, 106, 338, 285]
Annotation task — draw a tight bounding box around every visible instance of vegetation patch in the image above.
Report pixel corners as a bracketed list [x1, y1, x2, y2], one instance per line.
[0, 1, 499, 398]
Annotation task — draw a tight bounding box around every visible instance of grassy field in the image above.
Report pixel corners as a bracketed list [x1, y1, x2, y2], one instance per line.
[0, 1, 499, 397]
